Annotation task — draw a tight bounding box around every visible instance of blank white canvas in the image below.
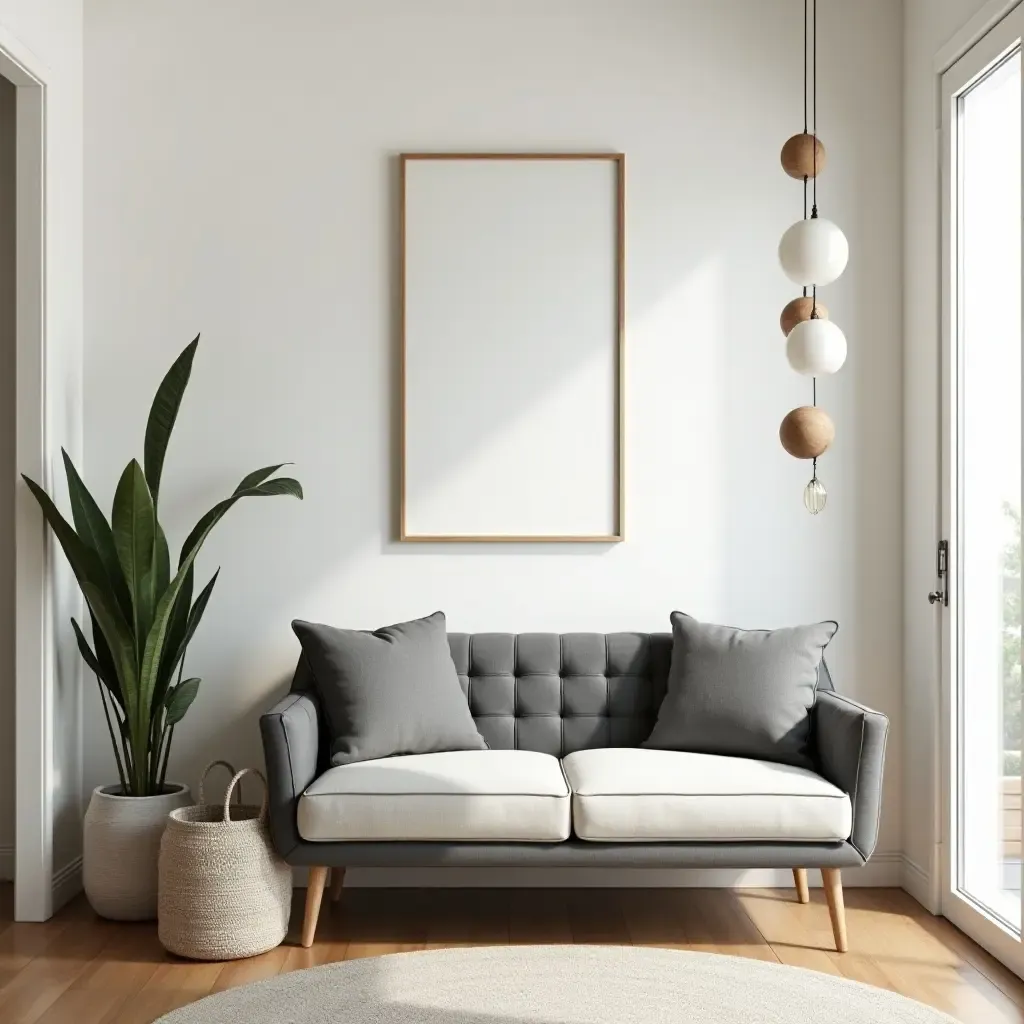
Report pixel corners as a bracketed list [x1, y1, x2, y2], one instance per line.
[403, 157, 620, 539]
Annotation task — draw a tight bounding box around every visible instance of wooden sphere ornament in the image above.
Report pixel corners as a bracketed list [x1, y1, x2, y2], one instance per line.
[780, 296, 829, 337]
[779, 406, 835, 459]
[780, 133, 827, 179]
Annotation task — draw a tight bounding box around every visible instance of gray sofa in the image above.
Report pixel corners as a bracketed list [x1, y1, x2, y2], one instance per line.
[260, 632, 888, 950]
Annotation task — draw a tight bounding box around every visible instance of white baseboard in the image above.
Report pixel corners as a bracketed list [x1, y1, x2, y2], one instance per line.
[901, 855, 938, 913]
[52, 856, 82, 910]
[0, 849, 82, 906]
[297, 852, 903, 889]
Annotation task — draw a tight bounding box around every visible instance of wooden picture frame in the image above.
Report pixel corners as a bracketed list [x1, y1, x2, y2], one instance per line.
[399, 152, 625, 543]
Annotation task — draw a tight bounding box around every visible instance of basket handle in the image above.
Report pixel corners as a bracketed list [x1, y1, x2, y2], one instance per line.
[223, 767, 269, 823]
[198, 760, 240, 808]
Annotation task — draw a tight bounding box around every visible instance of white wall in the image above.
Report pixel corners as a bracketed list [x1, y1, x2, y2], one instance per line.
[0, 75, 14, 882]
[84, 0, 904, 878]
[0, 0, 83, 910]
[902, 0, 1008, 911]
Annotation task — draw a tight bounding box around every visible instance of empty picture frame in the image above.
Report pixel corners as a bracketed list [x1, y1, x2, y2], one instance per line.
[400, 152, 625, 542]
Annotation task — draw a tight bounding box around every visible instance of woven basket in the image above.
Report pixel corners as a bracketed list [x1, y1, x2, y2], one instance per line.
[158, 761, 292, 960]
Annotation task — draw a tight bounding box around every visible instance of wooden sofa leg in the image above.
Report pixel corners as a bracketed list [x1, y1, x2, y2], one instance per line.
[330, 867, 346, 902]
[793, 867, 809, 904]
[821, 867, 848, 952]
[302, 866, 329, 947]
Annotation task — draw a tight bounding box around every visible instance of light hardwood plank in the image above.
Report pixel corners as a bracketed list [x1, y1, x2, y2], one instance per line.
[210, 946, 290, 993]
[102, 959, 225, 1024]
[618, 888, 692, 950]
[508, 889, 573, 945]
[5, 883, 1024, 1024]
[0, 912, 122, 1024]
[678, 889, 780, 963]
[565, 890, 631, 946]
[103, 988, 208, 1024]
[337, 889, 427, 960]
[32, 989, 127, 1024]
[741, 887, 1024, 1024]
[426, 889, 509, 949]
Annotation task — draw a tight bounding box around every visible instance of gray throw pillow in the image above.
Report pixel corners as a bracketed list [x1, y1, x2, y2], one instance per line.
[292, 611, 487, 766]
[643, 612, 838, 769]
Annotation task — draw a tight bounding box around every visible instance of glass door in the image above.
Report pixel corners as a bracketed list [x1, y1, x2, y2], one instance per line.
[942, 5, 1024, 971]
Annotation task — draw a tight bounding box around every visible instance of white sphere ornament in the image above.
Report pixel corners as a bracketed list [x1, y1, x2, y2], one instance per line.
[785, 317, 847, 375]
[778, 217, 849, 286]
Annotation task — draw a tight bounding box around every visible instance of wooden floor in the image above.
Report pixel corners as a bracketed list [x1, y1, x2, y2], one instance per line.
[2, 884, 1024, 1023]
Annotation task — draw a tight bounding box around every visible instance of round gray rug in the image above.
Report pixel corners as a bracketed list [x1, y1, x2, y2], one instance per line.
[157, 945, 958, 1023]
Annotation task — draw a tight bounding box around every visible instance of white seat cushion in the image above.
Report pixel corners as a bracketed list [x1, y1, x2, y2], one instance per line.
[298, 750, 571, 842]
[561, 748, 852, 842]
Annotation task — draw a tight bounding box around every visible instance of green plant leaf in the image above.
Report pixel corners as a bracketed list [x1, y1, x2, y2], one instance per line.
[164, 677, 200, 726]
[159, 569, 218, 702]
[154, 523, 170, 599]
[80, 579, 139, 727]
[111, 460, 157, 647]
[27, 337, 304, 797]
[90, 613, 121, 707]
[22, 475, 106, 598]
[184, 570, 219, 648]
[72, 616, 109, 683]
[156, 564, 192, 710]
[21, 475, 138, 720]
[144, 335, 198, 507]
[141, 523, 171, 667]
[138, 478, 302, 737]
[72, 616, 125, 713]
[179, 476, 303, 568]
[62, 450, 132, 618]
[232, 464, 290, 495]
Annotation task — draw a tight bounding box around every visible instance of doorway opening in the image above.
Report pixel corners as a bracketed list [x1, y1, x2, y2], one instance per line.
[940, 1, 1024, 975]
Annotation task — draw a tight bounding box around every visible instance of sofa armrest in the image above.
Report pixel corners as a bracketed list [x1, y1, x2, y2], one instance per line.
[812, 690, 889, 862]
[260, 690, 322, 859]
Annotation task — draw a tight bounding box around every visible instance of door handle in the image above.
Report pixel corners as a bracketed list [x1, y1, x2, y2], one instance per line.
[930, 540, 949, 607]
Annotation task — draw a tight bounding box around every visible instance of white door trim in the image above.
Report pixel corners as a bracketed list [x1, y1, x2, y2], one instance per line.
[938, 4, 1024, 974]
[0, 26, 53, 923]
[906, 0, 1024, 925]
[936, 0, 1024, 74]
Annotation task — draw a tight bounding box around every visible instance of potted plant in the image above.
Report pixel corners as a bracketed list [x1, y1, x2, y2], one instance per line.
[23, 336, 302, 920]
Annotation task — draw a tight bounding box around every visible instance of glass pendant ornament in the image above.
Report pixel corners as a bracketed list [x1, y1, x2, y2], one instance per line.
[778, 216, 849, 286]
[785, 316, 847, 375]
[803, 473, 827, 514]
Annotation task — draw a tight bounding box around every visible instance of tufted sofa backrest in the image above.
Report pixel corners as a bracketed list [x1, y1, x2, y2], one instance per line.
[291, 630, 837, 764]
[446, 633, 673, 756]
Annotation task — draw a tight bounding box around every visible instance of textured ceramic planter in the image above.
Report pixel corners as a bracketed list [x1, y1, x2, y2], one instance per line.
[83, 783, 191, 921]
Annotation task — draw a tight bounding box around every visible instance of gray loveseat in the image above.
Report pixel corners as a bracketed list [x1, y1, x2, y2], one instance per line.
[260, 632, 888, 950]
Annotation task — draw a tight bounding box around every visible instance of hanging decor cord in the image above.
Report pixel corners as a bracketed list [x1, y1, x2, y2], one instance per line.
[810, 0, 817, 373]
[777, 0, 850, 515]
[802, 0, 808, 302]
[808, 0, 822, 502]
[811, 0, 818, 219]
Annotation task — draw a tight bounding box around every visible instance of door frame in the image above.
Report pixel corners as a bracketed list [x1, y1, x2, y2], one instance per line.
[0, 24, 53, 923]
[938, 0, 1024, 973]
